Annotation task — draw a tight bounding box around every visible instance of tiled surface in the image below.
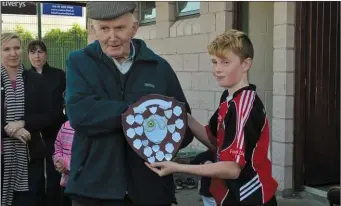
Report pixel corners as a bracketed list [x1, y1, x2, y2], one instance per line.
[174, 189, 329, 206]
[316, 185, 340, 192]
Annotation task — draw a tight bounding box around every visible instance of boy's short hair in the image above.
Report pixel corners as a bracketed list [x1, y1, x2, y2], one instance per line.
[208, 29, 254, 61]
[27, 40, 47, 53]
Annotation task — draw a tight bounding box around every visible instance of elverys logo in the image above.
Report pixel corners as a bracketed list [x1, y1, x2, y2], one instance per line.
[1, 2, 26, 8]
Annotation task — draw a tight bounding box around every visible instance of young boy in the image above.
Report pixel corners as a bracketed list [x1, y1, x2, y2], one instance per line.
[146, 29, 278, 206]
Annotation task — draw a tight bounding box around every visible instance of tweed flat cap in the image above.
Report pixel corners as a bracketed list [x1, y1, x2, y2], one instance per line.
[87, 2, 136, 20]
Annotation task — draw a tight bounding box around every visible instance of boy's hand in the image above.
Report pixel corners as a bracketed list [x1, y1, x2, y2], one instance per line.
[145, 161, 181, 177]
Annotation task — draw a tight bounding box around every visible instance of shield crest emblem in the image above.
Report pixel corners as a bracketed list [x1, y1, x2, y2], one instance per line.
[122, 94, 187, 163]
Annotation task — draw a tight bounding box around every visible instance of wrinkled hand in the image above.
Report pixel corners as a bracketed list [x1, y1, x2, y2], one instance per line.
[12, 128, 31, 144]
[145, 161, 181, 177]
[54, 159, 66, 173]
[5, 120, 25, 137]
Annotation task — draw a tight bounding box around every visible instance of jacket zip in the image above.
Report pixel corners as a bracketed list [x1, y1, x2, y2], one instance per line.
[106, 57, 137, 101]
[39, 132, 46, 147]
[74, 63, 138, 181]
[39, 132, 48, 193]
[121, 62, 137, 100]
[74, 49, 141, 181]
[74, 49, 129, 180]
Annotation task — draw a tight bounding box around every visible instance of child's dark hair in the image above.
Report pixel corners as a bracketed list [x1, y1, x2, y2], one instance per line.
[27, 40, 47, 53]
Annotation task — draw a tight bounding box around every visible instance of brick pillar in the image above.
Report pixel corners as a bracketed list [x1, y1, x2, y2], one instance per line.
[271, 2, 295, 194]
[155, 2, 175, 38]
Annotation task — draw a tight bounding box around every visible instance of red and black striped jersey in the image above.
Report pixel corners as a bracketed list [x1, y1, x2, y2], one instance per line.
[206, 85, 278, 206]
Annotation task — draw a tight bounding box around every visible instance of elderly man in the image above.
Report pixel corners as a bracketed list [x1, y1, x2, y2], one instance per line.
[65, 2, 193, 206]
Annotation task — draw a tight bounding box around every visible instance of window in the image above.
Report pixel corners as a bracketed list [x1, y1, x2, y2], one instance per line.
[138, 2, 156, 24]
[176, 1, 200, 17]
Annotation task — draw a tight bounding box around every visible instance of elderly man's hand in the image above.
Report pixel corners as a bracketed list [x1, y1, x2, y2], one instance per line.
[5, 120, 25, 137]
[12, 128, 31, 144]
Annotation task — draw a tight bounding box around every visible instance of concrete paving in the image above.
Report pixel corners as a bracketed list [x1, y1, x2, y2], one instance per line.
[276, 198, 328, 206]
[174, 189, 329, 206]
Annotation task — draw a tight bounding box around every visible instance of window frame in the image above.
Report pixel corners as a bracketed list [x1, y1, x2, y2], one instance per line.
[138, 1, 156, 25]
[176, 1, 200, 18]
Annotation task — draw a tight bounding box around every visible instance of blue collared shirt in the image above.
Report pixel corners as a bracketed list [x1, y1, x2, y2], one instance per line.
[111, 41, 135, 74]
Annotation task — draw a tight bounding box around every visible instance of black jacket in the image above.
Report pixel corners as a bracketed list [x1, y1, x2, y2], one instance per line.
[30, 63, 66, 155]
[1, 69, 61, 159]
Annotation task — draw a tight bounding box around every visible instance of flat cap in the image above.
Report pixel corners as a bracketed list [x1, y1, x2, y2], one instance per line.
[87, 2, 136, 20]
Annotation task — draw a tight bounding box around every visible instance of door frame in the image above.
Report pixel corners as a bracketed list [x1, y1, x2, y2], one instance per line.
[293, 1, 308, 191]
[293, 1, 340, 189]
[233, 1, 243, 30]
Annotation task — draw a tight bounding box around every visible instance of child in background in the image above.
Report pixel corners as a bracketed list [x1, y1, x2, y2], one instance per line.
[190, 150, 216, 206]
[53, 120, 74, 206]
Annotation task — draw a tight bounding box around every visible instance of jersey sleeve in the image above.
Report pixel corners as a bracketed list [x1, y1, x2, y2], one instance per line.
[219, 92, 265, 168]
[206, 108, 219, 146]
[206, 90, 229, 146]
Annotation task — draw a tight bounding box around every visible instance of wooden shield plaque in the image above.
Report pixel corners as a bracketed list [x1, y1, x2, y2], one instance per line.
[122, 94, 187, 163]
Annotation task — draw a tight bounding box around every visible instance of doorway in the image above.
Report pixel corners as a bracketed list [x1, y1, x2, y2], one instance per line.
[294, 1, 340, 189]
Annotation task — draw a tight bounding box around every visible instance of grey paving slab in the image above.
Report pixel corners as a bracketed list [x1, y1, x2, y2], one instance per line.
[174, 189, 329, 206]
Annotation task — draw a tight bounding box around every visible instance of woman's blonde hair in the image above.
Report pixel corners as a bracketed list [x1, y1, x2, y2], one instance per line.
[1, 32, 21, 48]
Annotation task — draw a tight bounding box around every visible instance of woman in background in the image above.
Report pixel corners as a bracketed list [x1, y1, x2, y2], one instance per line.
[28, 39, 66, 206]
[1, 32, 57, 206]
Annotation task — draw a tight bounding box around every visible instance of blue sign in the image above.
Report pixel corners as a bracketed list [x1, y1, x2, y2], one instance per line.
[42, 3, 83, 17]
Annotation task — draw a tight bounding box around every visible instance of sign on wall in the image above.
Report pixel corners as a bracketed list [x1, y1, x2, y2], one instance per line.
[42, 3, 83, 17]
[1, 1, 37, 15]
